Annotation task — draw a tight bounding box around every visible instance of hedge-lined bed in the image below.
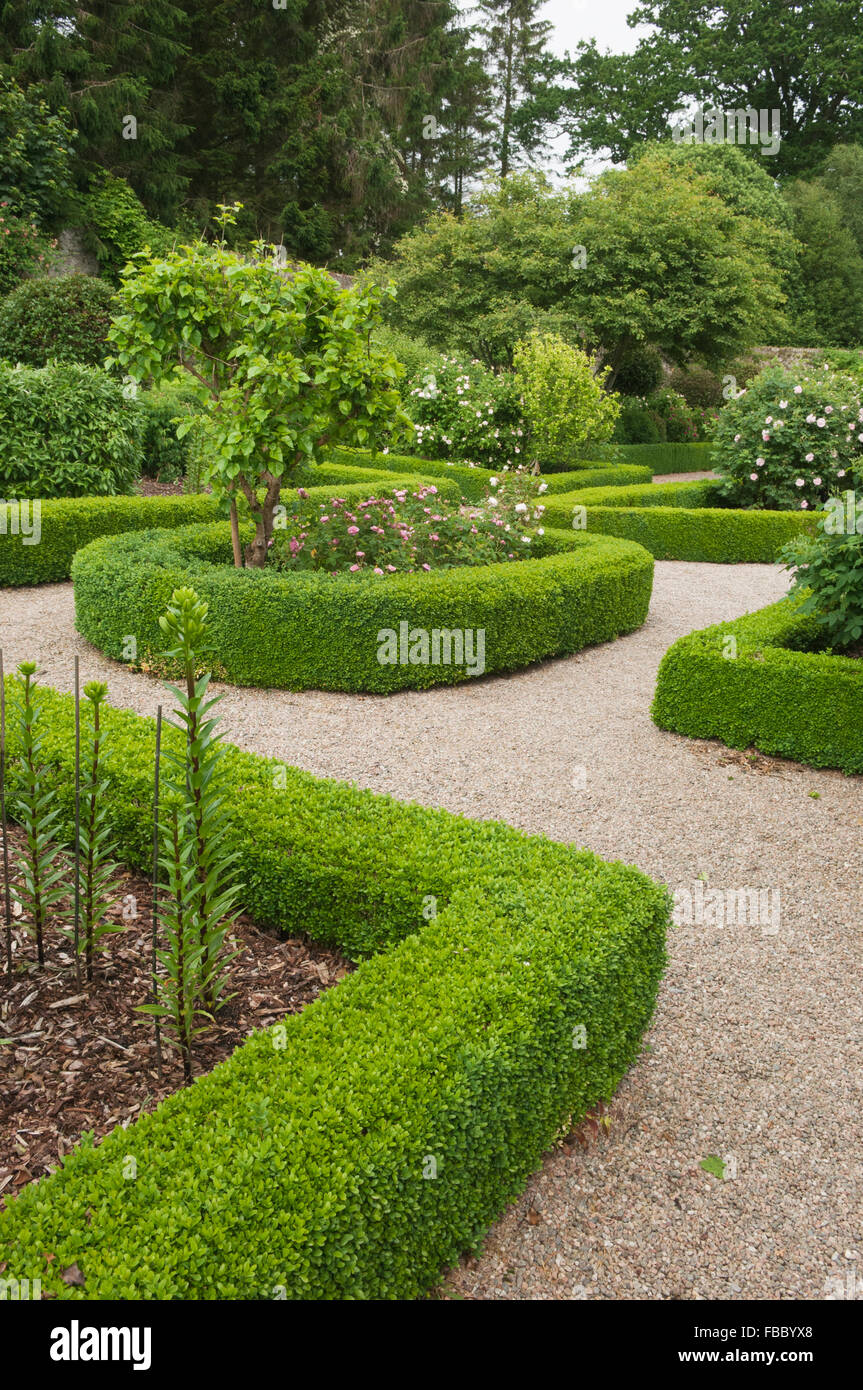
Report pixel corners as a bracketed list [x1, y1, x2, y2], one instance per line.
[0, 684, 670, 1299]
[71, 523, 654, 692]
[0, 477, 453, 588]
[652, 597, 863, 773]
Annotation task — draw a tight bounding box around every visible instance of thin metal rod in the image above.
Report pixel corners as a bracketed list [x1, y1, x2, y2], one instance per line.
[73, 655, 81, 987]
[151, 706, 164, 1080]
[0, 650, 12, 980]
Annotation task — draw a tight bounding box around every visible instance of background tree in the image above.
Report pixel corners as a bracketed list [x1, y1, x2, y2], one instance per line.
[564, 0, 863, 178]
[375, 172, 582, 367]
[476, 0, 560, 177]
[781, 179, 863, 348]
[0, 0, 189, 220]
[566, 150, 790, 381]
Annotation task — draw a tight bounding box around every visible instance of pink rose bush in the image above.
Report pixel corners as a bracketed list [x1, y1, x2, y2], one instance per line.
[712, 365, 863, 511]
[269, 481, 543, 577]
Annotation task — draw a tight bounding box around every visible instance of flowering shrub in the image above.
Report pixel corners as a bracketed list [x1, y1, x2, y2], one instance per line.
[403, 355, 524, 468]
[270, 480, 545, 576]
[0, 203, 55, 296]
[712, 365, 863, 510]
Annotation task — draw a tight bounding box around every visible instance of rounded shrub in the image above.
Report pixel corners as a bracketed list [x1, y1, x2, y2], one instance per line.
[614, 396, 664, 444]
[71, 520, 654, 692]
[669, 364, 724, 409]
[0, 362, 143, 498]
[614, 346, 664, 397]
[134, 381, 205, 481]
[712, 363, 863, 511]
[0, 274, 116, 366]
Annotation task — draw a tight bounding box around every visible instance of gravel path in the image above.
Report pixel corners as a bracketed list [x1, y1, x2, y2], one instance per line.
[1, 563, 861, 1301]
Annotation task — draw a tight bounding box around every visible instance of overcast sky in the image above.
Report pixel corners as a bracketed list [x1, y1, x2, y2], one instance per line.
[458, 0, 653, 57]
[537, 0, 653, 56]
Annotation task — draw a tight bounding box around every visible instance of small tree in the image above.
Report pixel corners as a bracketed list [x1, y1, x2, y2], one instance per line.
[513, 332, 619, 469]
[107, 205, 410, 567]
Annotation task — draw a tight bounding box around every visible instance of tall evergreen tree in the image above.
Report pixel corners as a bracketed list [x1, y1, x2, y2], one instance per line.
[0, 1, 189, 219]
[475, 0, 557, 178]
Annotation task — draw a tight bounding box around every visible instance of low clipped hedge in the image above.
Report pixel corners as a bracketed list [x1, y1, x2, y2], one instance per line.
[541, 488, 820, 564]
[0, 477, 450, 588]
[652, 597, 863, 773]
[0, 683, 670, 1299]
[327, 447, 651, 499]
[610, 442, 715, 474]
[0, 493, 220, 586]
[562, 480, 717, 509]
[71, 523, 655, 692]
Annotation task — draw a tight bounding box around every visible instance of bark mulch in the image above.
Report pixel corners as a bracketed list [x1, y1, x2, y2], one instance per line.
[0, 825, 350, 1209]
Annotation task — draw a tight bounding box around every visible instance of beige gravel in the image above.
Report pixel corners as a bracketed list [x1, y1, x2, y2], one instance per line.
[1, 562, 862, 1301]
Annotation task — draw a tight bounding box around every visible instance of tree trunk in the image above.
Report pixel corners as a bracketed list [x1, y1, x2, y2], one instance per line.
[241, 472, 282, 568]
[229, 498, 243, 568]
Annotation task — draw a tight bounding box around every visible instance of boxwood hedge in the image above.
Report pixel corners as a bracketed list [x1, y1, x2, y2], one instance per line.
[71, 523, 654, 692]
[541, 492, 820, 563]
[611, 442, 715, 474]
[652, 597, 863, 773]
[327, 447, 652, 499]
[0, 683, 670, 1299]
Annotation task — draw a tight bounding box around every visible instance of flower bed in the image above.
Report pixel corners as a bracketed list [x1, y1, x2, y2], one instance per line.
[71, 521, 654, 692]
[652, 597, 863, 773]
[0, 683, 669, 1299]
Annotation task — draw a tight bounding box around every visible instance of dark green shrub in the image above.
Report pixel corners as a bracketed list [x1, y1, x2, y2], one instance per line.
[613, 345, 664, 397]
[652, 597, 863, 772]
[645, 388, 700, 443]
[0, 274, 115, 367]
[135, 382, 203, 481]
[668, 365, 724, 409]
[0, 681, 669, 1298]
[0, 362, 142, 498]
[614, 397, 664, 444]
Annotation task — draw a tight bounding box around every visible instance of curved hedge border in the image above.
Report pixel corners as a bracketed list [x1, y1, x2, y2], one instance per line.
[328, 447, 652, 499]
[652, 597, 863, 773]
[0, 683, 669, 1299]
[0, 493, 219, 587]
[72, 523, 654, 692]
[0, 477, 451, 588]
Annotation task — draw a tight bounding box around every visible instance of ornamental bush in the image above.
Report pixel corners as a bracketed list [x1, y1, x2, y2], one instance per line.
[613, 345, 664, 397]
[0, 362, 142, 498]
[711, 364, 863, 511]
[0, 274, 115, 367]
[404, 355, 525, 468]
[134, 381, 205, 482]
[513, 332, 619, 470]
